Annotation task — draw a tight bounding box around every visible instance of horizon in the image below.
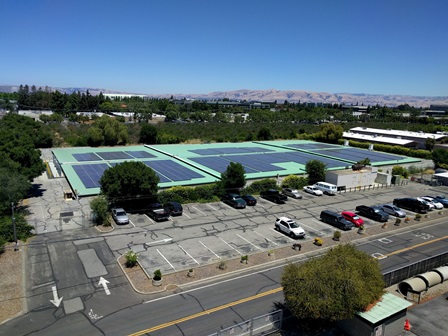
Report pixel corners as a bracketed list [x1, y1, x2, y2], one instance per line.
[2, 1, 447, 97]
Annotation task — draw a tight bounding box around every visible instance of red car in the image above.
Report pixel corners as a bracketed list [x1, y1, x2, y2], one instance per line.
[341, 211, 364, 227]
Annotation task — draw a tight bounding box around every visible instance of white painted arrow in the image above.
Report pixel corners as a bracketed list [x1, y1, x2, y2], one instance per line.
[98, 277, 110, 295]
[50, 286, 63, 307]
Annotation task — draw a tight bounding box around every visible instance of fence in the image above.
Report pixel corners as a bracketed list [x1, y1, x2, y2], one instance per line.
[340, 180, 409, 193]
[383, 250, 448, 287]
[209, 310, 283, 336]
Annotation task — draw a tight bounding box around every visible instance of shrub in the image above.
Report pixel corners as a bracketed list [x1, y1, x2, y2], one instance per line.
[0, 236, 6, 254]
[314, 237, 323, 246]
[333, 230, 341, 240]
[153, 269, 162, 280]
[391, 166, 409, 178]
[125, 250, 138, 268]
[218, 260, 227, 270]
[281, 175, 309, 189]
[244, 178, 278, 194]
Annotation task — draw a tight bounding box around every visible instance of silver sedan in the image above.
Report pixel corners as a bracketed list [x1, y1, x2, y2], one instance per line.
[380, 204, 407, 218]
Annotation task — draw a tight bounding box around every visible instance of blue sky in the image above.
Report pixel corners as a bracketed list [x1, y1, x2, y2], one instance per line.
[2, 0, 447, 96]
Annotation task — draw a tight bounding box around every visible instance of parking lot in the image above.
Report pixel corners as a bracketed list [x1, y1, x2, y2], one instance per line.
[104, 185, 437, 276]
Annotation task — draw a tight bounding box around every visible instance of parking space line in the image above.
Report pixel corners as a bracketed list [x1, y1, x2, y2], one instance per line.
[156, 249, 176, 270]
[236, 234, 261, 250]
[270, 228, 295, 242]
[199, 241, 221, 259]
[207, 204, 223, 214]
[183, 213, 191, 219]
[192, 206, 207, 216]
[144, 214, 156, 224]
[253, 231, 278, 246]
[218, 237, 242, 255]
[129, 220, 136, 228]
[178, 244, 200, 265]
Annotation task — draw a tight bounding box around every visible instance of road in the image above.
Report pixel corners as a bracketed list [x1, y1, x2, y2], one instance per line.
[2, 216, 447, 336]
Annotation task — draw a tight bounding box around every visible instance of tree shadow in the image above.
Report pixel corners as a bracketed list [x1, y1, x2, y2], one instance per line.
[28, 183, 46, 198]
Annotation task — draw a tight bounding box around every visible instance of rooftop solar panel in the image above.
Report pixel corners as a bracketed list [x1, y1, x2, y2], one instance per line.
[190, 147, 274, 155]
[143, 160, 203, 182]
[189, 157, 258, 174]
[73, 153, 102, 162]
[316, 148, 405, 163]
[286, 143, 341, 150]
[126, 151, 156, 158]
[72, 163, 110, 188]
[96, 151, 133, 160]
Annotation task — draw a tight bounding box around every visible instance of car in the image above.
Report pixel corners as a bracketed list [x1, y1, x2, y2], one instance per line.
[393, 198, 430, 214]
[241, 194, 257, 206]
[275, 217, 305, 238]
[164, 201, 183, 216]
[303, 185, 323, 196]
[341, 211, 364, 227]
[146, 203, 170, 222]
[112, 208, 129, 225]
[427, 195, 448, 208]
[355, 205, 389, 222]
[282, 188, 303, 199]
[260, 189, 288, 204]
[221, 194, 246, 209]
[419, 197, 443, 210]
[417, 198, 435, 210]
[380, 204, 407, 218]
[320, 210, 354, 230]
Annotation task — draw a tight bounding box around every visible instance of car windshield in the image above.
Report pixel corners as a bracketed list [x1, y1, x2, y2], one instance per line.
[117, 211, 126, 216]
[352, 215, 360, 220]
[288, 221, 299, 228]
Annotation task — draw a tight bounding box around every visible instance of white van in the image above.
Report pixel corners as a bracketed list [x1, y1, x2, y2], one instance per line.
[314, 182, 337, 195]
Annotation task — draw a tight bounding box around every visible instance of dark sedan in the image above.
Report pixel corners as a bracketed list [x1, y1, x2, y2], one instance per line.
[241, 194, 257, 206]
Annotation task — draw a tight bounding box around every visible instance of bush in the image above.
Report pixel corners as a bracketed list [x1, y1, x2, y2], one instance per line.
[0, 236, 6, 254]
[244, 178, 278, 194]
[281, 175, 308, 189]
[125, 250, 138, 268]
[153, 269, 162, 280]
[333, 230, 341, 240]
[391, 166, 409, 178]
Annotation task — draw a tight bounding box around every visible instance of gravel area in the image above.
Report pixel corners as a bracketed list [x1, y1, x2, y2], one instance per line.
[0, 243, 24, 324]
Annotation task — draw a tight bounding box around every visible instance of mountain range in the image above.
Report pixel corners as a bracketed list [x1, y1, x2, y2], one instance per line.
[1, 85, 447, 108]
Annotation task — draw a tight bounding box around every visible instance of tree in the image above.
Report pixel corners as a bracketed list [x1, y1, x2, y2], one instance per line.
[257, 127, 273, 140]
[281, 244, 384, 321]
[432, 148, 448, 169]
[0, 168, 31, 215]
[99, 161, 160, 202]
[425, 137, 435, 151]
[314, 123, 343, 143]
[139, 124, 158, 144]
[391, 166, 409, 178]
[305, 160, 327, 184]
[90, 195, 109, 225]
[281, 175, 308, 189]
[220, 162, 246, 193]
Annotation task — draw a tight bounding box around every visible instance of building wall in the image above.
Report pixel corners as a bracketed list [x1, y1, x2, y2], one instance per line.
[326, 169, 377, 189]
[338, 310, 408, 336]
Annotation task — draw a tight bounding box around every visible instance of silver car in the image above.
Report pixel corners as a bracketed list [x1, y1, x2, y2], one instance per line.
[112, 208, 129, 224]
[380, 204, 406, 218]
[282, 188, 303, 199]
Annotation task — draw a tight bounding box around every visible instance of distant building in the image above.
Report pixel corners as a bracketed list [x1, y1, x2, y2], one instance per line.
[345, 127, 446, 149]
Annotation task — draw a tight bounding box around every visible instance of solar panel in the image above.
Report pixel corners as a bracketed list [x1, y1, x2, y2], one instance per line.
[126, 151, 156, 158]
[316, 148, 405, 163]
[286, 143, 341, 150]
[96, 151, 133, 160]
[189, 157, 258, 174]
[72, 164, 110, 188]
[143, 160, 203, 182]
[73, 153, 102, 162]
[190, 147, 274, 155]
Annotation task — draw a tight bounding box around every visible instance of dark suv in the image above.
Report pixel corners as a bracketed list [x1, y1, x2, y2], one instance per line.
[221, 194, 246, 209]
[164, 201, 183, 216]
[320, 210, 353, 230]
[393, 198, 430, 214]
[260, 189, 288, 204]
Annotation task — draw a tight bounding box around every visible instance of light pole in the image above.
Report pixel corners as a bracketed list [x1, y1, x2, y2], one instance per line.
[11, 202, 18, 251]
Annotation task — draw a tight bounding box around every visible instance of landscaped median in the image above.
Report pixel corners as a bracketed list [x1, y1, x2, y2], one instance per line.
[117, 212, 446, 295]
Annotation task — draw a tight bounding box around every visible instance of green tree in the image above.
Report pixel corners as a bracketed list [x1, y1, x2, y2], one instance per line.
[281, 175, 309, 189]
[90, 195, 109, 225]
[305, 160, 327, 184]
[432, 148, 448, 169]
[139, 123, 158, 144]
[220, 162, 246, 193]
[0, 168, 31, 215]
[391, 166, 409, 178]
[281, 244, 384, 321]
[0, 213, 34, 242]
[257, 127, 273, 140]
[425, 137, 436, 151]
[99, 161, 160, 202]
[314, 123, 343, 143]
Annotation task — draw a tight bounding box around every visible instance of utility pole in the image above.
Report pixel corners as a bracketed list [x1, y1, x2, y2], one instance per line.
[11, 202, 18, 251]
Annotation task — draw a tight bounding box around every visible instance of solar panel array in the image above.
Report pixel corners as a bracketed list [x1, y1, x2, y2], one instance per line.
[285, 143, 341, 150]
[190, 147, 274, 155]
[73, 150, 155, 162]
[143, 160, 203, 183]
[72, 164, 110, 188]
[314, 148, 405, 163]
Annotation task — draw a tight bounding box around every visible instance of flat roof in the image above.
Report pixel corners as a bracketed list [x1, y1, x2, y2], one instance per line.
[357, 293, 412, 324]
[350, 127, 445, 140]
[343, 132, 415, 145]
[52, 141, 420, 197]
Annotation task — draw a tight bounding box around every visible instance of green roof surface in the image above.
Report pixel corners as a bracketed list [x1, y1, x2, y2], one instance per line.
[357, 293, 412, 324]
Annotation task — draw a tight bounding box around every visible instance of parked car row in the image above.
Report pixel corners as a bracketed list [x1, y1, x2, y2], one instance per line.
[111, 201, 183, 225]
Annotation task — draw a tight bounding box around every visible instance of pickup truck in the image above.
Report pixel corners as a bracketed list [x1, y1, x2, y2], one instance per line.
[393, 198, 430, 214]
[146, 203, 170, 222]
[260, 189, 288, 204]
[355, 205, 389, 222]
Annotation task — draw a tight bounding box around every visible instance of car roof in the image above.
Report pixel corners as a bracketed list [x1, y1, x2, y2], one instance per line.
[277, 216, 294, 222]
[341, 211, 356, 216]
[114, 207, 125, 212]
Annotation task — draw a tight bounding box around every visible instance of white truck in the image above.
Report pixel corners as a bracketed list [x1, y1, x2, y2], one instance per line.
[275, 217, 305, 239]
